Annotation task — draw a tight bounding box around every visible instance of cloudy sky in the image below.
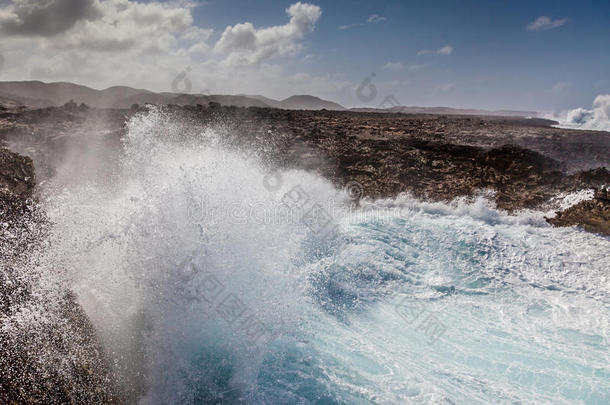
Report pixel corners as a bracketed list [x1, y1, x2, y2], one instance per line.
[0, 0, 608, 111]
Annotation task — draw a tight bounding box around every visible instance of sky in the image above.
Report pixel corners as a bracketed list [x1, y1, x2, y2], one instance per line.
[0, 0, 609, 111]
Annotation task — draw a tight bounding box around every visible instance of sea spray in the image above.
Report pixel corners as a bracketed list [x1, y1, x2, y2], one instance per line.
[41, 107, 352, 402]
[548, 94, 610, 132]
[35, 108, 610, 403]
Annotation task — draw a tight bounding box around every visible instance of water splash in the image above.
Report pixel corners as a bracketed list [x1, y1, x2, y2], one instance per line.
[32, 108, 610, 403]
[548, 94, 610, 132]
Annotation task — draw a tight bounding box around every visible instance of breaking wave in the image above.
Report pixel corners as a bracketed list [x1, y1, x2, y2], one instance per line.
[32, 108, 610, 403]
[550, 94, 610, 132]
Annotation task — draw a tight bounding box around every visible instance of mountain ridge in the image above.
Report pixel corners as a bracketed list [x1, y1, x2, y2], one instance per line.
[350, 105, 537, 117]
[0, 81, 345, 111]
[0, 80, 538, 117]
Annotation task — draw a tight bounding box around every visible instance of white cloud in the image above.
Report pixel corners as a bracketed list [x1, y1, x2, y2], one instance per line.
[0, 1, 337, 102]
[367, 14, 386, 23]
[0, 0, 203, 88]
[437, 45, 453, 55]
[383, 62, 404, 71]
[338, 13, 386, 30]
[417, 45, 453, 56]
[181, 26, 213, 42]
[0, 0, 102, 36]
[338, 23, 363, 30]
[526, 16, 568, 31]
[215, 2, 322, 66]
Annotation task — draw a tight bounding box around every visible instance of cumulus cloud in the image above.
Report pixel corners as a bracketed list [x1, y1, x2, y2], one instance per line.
[214, 2, 321, 66]
[526, 16, 568, 31]
[338, 13, 386, 30]
[60, 0, 199, 53]
[0, 0, 102, 36]
[0, 1, 336, 102]
[0, 0, 200, 53]
[417, 45, 453, 56]
[0, 0, 202, 92]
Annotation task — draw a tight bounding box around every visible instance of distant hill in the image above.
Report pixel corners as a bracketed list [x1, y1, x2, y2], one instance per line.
[0, 81, 147, 108]
[0, 81, 539, 116]
[0, 81, 269, 109]
[351, 105, 537, 117]
[280, 95, 345, 111]
[0, 81, 345, 111]
[240, 94, 285, 109]
[235, 94, 345, 110]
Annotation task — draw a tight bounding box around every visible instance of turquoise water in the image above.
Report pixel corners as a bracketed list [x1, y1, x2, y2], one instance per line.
[42, 109, 609, 404]
[252, 209, 610, 404]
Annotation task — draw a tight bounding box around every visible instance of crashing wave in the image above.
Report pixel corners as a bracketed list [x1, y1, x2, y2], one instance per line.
[32, 108, 608, 404]
[551, 94, 610, 131]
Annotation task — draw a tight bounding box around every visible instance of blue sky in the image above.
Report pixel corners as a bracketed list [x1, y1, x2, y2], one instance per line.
[191, 0, 610, 110]
[0, 0, 608, 111]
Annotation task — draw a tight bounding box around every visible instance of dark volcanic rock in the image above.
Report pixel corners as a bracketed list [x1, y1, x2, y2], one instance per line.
[0, 291, 121, 404]
[547, 188, 610, 235]
[0, 147, 35, 198]
[0, 147, 120, 404]
[2, 104, 610, 230]
[0, 101, 608, 401]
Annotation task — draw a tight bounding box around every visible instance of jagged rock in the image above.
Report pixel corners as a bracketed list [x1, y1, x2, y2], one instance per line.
[0, 148, 35, 199]
[2, 104, 609, 228]
[1, 147, 121, 404]
[546, 188, 610, 235]
[0, 102, 608, 401]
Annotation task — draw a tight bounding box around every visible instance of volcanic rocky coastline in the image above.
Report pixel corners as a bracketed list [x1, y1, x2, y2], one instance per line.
[0, 147, 120, 403]
[2, 102, 609, 231]
[0, 101, 609, 403]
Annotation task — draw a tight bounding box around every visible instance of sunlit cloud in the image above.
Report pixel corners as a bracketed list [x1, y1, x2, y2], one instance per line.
[526, 16, 568, 31]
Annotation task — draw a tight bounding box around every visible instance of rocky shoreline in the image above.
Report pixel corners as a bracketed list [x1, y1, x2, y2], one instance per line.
[547, 188, 610, 235]
[1, 103, 609, 233]
[1, 147, 120, 403]
[0, 101, 609, 403]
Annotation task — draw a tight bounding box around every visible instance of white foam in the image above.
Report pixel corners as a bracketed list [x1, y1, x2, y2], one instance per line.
[23, 107, 610, 403]
[548, 94, 610, 132]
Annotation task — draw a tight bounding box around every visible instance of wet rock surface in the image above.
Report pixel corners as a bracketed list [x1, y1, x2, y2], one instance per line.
[0, 146, 120, 404]
[0, 147, 35, 199]
[1, 104, 610, 231]
[547, 188, 610, 235]
[0, 100, 609, 401]
[184, 107, 609, 214]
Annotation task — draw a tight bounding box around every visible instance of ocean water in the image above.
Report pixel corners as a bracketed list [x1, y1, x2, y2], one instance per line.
[39, 109, 609, 404]
[547, 94, 610, 132]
